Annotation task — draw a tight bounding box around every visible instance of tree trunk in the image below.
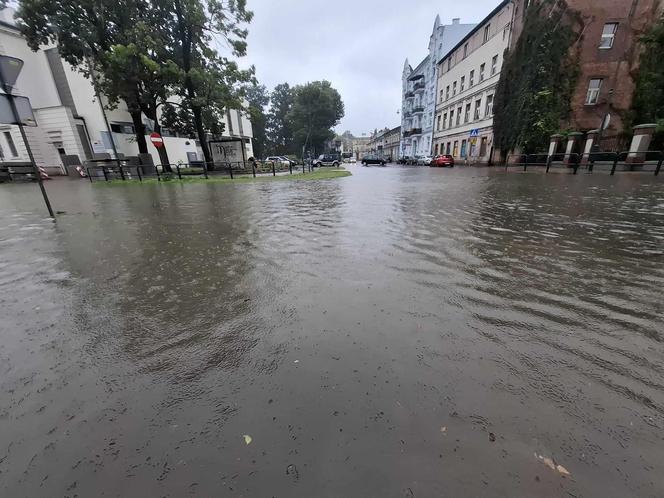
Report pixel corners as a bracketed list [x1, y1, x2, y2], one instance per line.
[191, 105, 211, 165]
[129, 110, 148, 153]
[152, 115, 173, 172]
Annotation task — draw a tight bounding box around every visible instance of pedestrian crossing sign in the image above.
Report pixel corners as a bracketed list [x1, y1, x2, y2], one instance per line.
[469, 129, 480, 137]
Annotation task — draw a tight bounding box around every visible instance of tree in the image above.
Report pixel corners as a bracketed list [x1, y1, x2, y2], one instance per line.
[266, 83, 294, 155]
[16, 0, 168, 157]
[493, 0, 580, 156]
[288, 81, 344, 156]
[167, 0, 254, 165]
[245, 84, 269, 159]
[630, 14, 664, 149]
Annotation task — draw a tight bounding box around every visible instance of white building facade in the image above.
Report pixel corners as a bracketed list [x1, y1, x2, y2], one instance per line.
[433, 0, 514, 164]
[0, 8, 253, 173]
[400, 16, 476, 159]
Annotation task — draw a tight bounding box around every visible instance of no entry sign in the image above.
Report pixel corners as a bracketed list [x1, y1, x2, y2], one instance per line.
[150, 132, 164, 148]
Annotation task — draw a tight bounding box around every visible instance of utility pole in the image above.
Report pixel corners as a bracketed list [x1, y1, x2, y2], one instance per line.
[0, 56, 54, 218]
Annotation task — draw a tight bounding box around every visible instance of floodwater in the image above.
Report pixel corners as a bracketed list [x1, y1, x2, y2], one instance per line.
[1, 165, 663, 497]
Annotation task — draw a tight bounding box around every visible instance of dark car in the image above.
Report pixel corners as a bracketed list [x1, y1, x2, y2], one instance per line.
[431, 154, 455, 167]
[312, 154, 340, 167]
[361, 155, 386, 166]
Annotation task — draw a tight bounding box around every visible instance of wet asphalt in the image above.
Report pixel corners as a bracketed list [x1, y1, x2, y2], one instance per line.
[1, 164, 663, 497]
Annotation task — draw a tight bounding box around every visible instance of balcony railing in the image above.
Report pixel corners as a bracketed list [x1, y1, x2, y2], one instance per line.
[413, 82, 425, 92]
[403, 128, 422, 138]
[405, 91, 415, 99]
[412, 106, 424, 113]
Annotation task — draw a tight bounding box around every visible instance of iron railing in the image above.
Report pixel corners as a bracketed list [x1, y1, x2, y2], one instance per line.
[504, 150, 663, 176]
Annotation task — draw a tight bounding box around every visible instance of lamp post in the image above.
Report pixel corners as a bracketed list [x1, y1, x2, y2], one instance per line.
[0, 55, 54, 218]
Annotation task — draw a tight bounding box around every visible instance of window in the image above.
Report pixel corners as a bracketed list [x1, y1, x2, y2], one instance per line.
[453, 140, 459, 157]
[461, 139, 467, 157]
[463, 43, 469, 58]
[453, 81, 457, 96]
[449, 110, 454, 127]
[479, 63, 486, 82]
[437, 114, 442, 131]
[443, 112, 448, 129]
[503, 25, 510, 40]
[456, 106, 462, 126]
[460, 76, 465, 92]
[485, 94, 494, 116]
[600, 23, 618, 49]
[585, 78, 603, 105]
[447, 59, 451, 71]
[491, 55, 498, 75]
[4, 132, 18, 157]
[110, 122, 135, 134]
[474, 99, 482, 120]
[483, 24, 491, 43]
[465, 103, 471, 123]
[469, 70, 475, 87]
[446, 142, 451, 155]
[446, 85, 450, 100]
[434, 143, 439, 155]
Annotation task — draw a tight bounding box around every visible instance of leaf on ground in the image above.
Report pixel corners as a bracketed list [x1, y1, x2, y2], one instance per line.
[535, 453, 571, 477]
[243, 435, 252, 445]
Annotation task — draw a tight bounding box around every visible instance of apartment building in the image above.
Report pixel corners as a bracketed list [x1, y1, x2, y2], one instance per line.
[400, 16, 476, 159]
[367, 126, 401, 161]
[432, 0, 514, 164]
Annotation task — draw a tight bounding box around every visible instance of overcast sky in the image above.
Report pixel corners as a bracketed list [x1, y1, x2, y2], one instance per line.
[242, 0, 499, 136]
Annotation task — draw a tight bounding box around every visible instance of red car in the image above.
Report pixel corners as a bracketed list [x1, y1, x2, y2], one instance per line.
[431, 154, 455, 167]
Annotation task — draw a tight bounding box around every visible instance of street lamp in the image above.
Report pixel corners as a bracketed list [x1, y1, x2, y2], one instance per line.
[0, 55, 54, 218]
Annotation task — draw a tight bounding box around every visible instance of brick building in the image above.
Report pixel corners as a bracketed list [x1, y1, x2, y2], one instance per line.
[511, 0, 664, 150]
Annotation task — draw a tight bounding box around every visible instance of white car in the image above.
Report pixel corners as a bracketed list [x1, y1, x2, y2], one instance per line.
[416, 156, 433, 166]
[265, 156, 291, 167]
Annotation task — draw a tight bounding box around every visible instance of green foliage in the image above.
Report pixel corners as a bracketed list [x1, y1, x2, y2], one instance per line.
[266, 83, 295, 155]
[630, 14, 664, 149]
[288, 81, 344, 154]
[245, 84, 270, 159]
[493, 0, 580, 155]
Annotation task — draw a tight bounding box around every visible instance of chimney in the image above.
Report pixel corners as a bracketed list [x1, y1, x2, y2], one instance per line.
[452, 18, 460, 24]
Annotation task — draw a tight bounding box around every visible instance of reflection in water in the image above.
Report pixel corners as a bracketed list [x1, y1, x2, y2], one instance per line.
[0, 168, 663, 497]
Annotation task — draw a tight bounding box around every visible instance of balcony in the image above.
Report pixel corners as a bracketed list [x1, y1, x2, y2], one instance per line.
[405, 91, 415, 99]
[413, 82, 425, 92]
[412, 106, 424, 114]
[403, 128, 422, 138]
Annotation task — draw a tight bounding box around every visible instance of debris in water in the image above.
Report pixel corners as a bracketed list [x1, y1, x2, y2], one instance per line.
[293, 360, 299, 364]
[286, 463, 299, 481]
[440, 426, 447, 434]
[488, 432, 496, 442]
[535, 453, 571, 477]
[243, 435, 252, 445]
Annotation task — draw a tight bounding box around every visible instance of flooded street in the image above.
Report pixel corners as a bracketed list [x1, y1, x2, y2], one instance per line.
[1, 165, 663, 497]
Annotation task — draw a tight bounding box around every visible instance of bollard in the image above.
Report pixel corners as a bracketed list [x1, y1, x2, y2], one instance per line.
[272, 160, 276, 177]
[137, 166, 143, 182]
[252, 161, 256, 178]
[302, 162, 305, 174]
[203, 162, 209, 179]
[289, 162, 292, 175]
[176, 164, 182, 180]
[87, 168, 93, 182]
[546, 155, 552, 173]
[102, 166, 109, 181]
[573, 155, 579, 175]
[119, 164, 126, 181]
[610, 155, 619, 175]
[229, 163, 234, 179]
[655, 152, 663, 176]
[523, 155, 528, 172]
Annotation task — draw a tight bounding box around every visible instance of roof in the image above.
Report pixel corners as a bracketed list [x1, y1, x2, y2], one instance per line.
[436, 0, 511, 65]
[0, 19, 19, 32]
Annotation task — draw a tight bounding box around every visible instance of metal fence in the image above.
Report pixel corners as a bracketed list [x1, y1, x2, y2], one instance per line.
[504, 150, 664, 176]
[86, 159, 332, 182]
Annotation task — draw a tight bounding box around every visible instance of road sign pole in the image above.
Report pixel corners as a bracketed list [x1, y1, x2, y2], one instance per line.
[0, 56, 54, 218]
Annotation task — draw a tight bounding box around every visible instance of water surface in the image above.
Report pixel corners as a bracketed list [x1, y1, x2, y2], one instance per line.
[1, 166, 663, 497]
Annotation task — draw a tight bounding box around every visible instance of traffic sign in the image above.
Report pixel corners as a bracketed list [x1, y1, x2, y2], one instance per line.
[150, 132, 164, 148]
[469, 129, 480, 137]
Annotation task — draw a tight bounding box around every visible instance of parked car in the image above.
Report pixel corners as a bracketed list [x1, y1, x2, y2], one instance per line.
[416, 156, 433, 166]
[265, 156, 291, 168]
[279, 156, 297, 167]
[431, 154, 455, 167]
[312, 154, 340, 167]
[361, 155, 386, 166]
